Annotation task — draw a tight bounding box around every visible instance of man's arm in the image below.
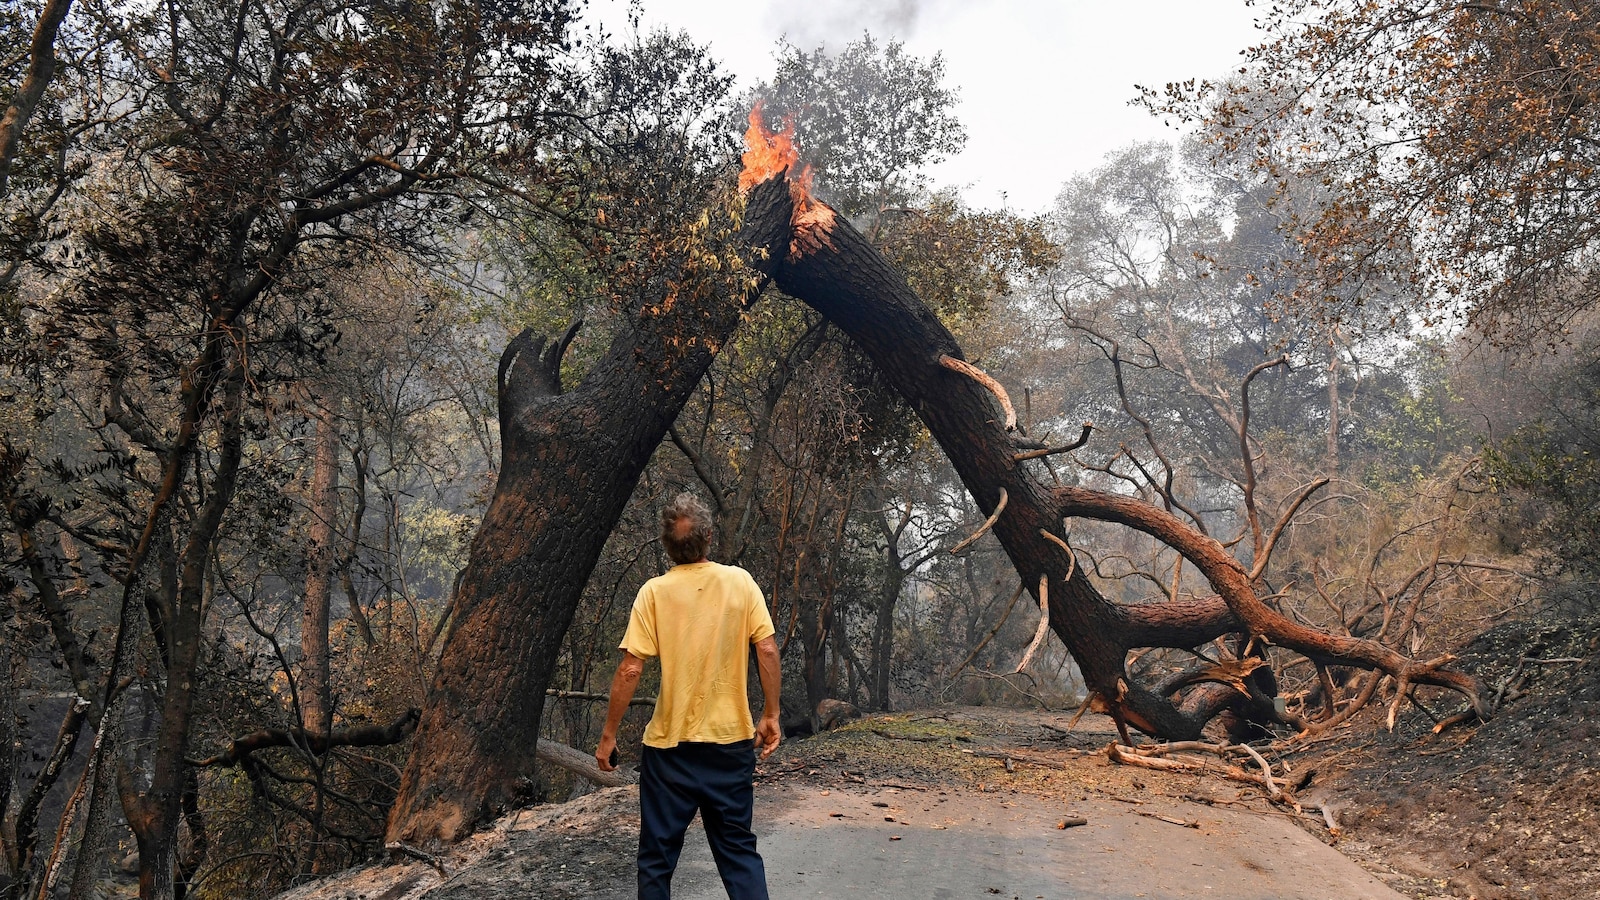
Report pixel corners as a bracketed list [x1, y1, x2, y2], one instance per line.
[596, 651, 645, 772]
[753, 636, 782, 759]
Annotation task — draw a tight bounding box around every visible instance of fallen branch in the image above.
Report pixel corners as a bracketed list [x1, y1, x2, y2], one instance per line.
[938, 355, 1016, 431]
[1248, 478, 1331, 582]
[1107, 742, 1286, 801]
[385, 841, 448, 876]
[1232, 743, 1281, 800]
[190, 708, 421, 767]
[1056, 483, 1489, 719]
[1137, 810, 1200, 828]
[545, 689, 656, 707]
[535, 737, 636, 787]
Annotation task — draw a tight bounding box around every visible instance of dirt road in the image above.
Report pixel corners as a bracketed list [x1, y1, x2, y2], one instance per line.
[668, 781, 1402, 900]
[279, 708, 1414, 900]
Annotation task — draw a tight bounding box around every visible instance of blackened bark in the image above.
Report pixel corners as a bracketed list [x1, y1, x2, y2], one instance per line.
[190, 708, 421, 767]
[385, 178, 794, 844]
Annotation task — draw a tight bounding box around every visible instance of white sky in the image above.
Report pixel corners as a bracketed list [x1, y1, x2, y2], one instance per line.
[588, 0, 1264, 215]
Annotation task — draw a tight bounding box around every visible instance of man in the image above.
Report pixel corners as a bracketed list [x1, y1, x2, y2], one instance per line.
[596, 492, 782, 900]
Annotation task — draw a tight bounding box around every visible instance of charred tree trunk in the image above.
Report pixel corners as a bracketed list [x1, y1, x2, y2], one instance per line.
[868, 564, 903, 711]
[799, 588, 832, 725]
[384, 178, 794, 845]
[770, 207, 1241, 738]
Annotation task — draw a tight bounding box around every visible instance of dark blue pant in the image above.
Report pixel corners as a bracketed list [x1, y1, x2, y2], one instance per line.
[638, 739, 768, 900]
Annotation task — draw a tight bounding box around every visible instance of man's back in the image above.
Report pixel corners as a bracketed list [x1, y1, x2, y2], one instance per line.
[623, 561, 774, 749]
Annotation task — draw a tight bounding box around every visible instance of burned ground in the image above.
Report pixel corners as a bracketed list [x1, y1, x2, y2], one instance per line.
[1296, 614, 1600, 900]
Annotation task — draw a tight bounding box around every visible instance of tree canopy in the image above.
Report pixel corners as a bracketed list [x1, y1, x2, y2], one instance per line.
[1146, 0, 1600, 342]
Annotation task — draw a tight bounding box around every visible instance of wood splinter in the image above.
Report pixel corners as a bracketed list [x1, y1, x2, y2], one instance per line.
[950, 487, 1007, 555]
[939, 355, 1017, 431]
[1013, 572, 1051, 674]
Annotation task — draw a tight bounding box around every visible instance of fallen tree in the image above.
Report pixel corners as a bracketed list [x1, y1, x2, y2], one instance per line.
[750, 120, 1489, 742]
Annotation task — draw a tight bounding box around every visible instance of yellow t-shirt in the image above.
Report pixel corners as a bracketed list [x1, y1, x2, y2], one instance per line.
[619, 561, 776, 749]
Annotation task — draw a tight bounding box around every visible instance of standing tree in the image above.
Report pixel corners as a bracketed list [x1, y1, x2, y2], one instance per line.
[3, 0, 588, 894]
[1145, 0, 1600, 342]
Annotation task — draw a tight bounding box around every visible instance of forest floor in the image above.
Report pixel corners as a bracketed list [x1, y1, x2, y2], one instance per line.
[1288, 613, 1600, 900]
[276, 614, 1599, 900]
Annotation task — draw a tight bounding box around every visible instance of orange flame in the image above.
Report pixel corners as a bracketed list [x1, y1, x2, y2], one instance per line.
[739, 103, 815, 200]
[740, 104, 837, 258]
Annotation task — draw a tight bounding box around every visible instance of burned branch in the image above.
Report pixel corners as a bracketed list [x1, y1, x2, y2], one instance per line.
[938, 355, 1018, 431]
[190, 709, 421, 768]
[949, 487, 1007, 555]
[1014, 423, 1095, 462]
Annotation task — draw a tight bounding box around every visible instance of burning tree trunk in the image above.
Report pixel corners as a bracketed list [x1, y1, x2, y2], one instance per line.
[756, 151, 1488, 739]
[384, 177, 794, 845]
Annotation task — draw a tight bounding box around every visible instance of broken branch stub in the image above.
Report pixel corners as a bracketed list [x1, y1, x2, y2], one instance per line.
[939, 355, 1018, 431]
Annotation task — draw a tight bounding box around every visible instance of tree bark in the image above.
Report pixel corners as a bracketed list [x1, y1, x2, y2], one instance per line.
[0, 0, 73, 197]
[384, 177, 794, 845]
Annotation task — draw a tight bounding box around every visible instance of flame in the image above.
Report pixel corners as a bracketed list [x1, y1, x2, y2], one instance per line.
[739, 103, 835, 258]
[739, 103, 802, 195]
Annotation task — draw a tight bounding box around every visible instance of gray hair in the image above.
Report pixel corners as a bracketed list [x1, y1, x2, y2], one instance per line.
[661, 491, 714, 564]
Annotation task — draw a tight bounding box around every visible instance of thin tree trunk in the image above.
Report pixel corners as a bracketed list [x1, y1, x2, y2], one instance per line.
[0, 0, 74, 197]
[105, 362, 247, 900]
[65, 708, 120, 900]
[302, 393, 341, 737]
[869, 565, 903, 711]
[1326, 341, 1340, 473]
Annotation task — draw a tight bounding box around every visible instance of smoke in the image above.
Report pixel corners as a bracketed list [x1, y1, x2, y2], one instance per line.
[764, 0, 952, 49]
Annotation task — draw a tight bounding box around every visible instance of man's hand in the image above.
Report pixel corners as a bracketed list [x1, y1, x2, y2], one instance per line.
[596, 652, 644, 773]
[756, 714, 781, 760]
[753, 636, 782, 760]
[596, 733, 618, 772]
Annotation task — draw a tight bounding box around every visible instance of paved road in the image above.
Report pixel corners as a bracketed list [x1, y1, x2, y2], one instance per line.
[668, 783, 1404, 900]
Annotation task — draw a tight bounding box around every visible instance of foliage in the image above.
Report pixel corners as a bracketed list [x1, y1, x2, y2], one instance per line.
[758, 33, 966, 220]
[1146, 0, 1600, 342]
[1488, 341, 1600, 587]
